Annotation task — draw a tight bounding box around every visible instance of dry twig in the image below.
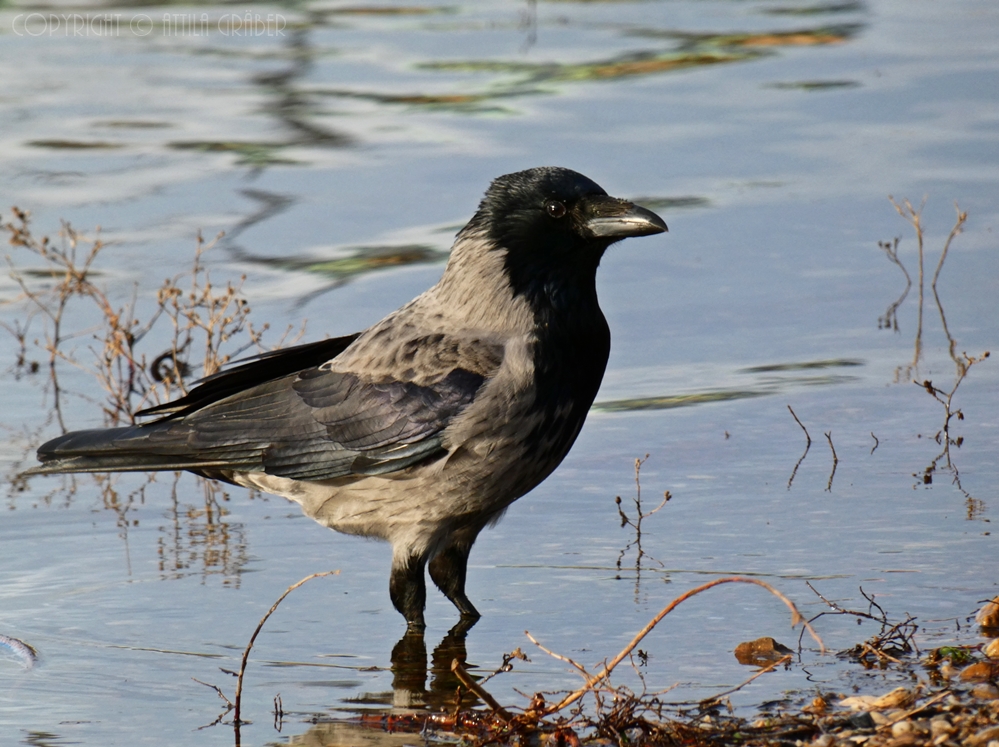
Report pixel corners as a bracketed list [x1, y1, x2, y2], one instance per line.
[451, 659, 514, 721]
[535, 577, 825, 716]
[787, 405, 811, 489]
[233, 570, 339, 725]
[2, 210, 282, 427]
[824, 431, 838, 491]
[701, 654, 793, 705]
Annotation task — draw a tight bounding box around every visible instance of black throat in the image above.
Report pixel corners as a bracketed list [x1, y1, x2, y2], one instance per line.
[503, 246, 612, 463]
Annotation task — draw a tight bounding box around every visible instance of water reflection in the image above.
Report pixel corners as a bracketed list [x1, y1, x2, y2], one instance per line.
[594, 358, 863, 413]
[626, 24, 863, 49]
[389, 622, 477, 710]
[9, 467, 250, 584]
[877, 237, 910, 332]
[229, 241, 449, 307]
[279, 721, 423, 747]
[4, 0, 872, 178]
[300, 10, 867, 121]
[763, 1, 865, 15]
[419, 48, 768, 84]
[263, 624, 480, 747]
[159, 475, 250, 584]
[878, 200, 988, 517]
[169, 20, 353, 169]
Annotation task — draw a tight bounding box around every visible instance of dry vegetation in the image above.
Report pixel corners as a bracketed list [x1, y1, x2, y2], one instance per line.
[207, 569, 999, 747]
[1, 209, 281, 583]
[1, 207, 300, 428]
[882, 198, 990, 517]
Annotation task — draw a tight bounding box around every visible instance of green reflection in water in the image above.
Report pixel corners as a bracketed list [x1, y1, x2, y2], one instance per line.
[596, 389, 769, 413]
[595, 360, 864, 412]
[325, 5, 454, 15]
[168, 140, 305, 167]
[421, 49, 764, 83]
[739, 358, 863, 374]
[317, 88, 530, 114]
[233, 244, 449, 283]
[627, 24, 862, 48]
[764, 2, 864, 16]
[28, 140, 123, 150]
[769, 80, 860, 91]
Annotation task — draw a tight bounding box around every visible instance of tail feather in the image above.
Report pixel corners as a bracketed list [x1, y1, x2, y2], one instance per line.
[24, 426, 250, 476]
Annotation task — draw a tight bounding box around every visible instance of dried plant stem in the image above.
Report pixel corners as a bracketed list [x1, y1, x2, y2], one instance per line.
[861, 641, 901, 664]
[878, 690, 951, 732]
[787, 405, 811, 489]
[702, 653, 792, 704]
[930, 205, 968, 369]
[525, 631, 588, 675]
[824, 431, 838, 491]
[889, 195, 926, 375]
[787, 405, 811, 446]
[451, 659, 513, 721]
[193, 677, 234, 708]
[540, 577, 825, 715]
[3, 212, 279, 427]
[233, 570, 339, 725]
[878, 237, 911, 331]
[931, 204, 967, 293]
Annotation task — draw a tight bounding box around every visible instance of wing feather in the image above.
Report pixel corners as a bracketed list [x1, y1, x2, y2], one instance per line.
[32, 338, 497, 482]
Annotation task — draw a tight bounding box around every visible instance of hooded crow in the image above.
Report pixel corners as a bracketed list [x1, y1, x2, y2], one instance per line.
[26, 167, 667, 631]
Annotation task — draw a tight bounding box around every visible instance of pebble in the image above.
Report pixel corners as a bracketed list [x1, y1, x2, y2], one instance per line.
[961, 661, 999, 682]
[977, 596, 999, 628]
[871, 687, 915, 710]
[939, 662, 958, 679]
[971, 682, 999, 700]
[929, 718, 953, 738]
[848, 712, 875, 730]
[985, 638, 999, 659]
[733, 636, 793, 666]
[839, 695, 876, 711]
[890, 720, 913, 737]
[966, 725, 999, 747]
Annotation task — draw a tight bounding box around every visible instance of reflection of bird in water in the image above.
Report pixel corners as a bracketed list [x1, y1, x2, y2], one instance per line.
[26, 167, 667, 631]
[287, 622, 477, 745]
[391, 620, 479, 711]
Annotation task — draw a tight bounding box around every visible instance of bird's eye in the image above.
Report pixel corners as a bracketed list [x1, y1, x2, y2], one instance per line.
[545, 199, 567, 219]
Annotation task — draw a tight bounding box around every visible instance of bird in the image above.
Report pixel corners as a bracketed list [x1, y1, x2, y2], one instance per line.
[25, 167, 667, 631]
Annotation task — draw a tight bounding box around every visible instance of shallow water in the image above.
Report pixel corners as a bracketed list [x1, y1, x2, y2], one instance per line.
[1, 0, 998, 744]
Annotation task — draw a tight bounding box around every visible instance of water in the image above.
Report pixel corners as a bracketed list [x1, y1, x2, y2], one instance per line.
[1, 0, 998, 744]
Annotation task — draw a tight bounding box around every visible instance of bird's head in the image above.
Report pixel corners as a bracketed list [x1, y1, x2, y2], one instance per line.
[464, 167, 667, 293]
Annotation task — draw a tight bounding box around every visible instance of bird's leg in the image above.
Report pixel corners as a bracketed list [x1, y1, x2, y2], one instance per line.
[390, 553, 428, 632]
[428, 537, 481, 621]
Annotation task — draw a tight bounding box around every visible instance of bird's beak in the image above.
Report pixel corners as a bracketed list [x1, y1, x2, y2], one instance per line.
[583, 196, 668, 239]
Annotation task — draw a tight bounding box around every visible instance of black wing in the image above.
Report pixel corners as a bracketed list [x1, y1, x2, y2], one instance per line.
[31, 364, 488, 481]
[137, 333, 361, 420]
[180, 366, 487, 479]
